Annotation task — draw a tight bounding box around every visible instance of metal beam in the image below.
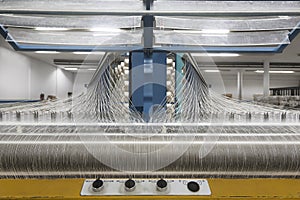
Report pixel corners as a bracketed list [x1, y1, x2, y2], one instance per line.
[1, 10, 300, 17]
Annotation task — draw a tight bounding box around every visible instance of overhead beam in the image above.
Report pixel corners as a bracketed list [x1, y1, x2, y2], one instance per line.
[0, 10, 300, 17]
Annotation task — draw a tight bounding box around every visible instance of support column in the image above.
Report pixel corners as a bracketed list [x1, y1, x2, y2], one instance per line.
[263, 60, 270, 97]
[237, 70, 243, 100]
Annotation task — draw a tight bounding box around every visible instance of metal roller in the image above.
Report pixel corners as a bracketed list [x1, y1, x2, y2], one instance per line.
[0, 123, 299, 178]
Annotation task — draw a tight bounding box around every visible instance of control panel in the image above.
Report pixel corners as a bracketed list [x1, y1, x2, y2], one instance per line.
[81, 178, 211, 196]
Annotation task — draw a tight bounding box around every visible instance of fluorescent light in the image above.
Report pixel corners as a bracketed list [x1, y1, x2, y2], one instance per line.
[278, 16, 291, 19]
[0, 14, 14, 17]
[72, 52, 105, 55]
[254, 70, 264, 73]
[201, 29, 230, 34]
[87, 68, 97, 71]
[93, 33, 119, 37]
[207, 53, 239, 57]
[35, 51, 60, 54]
[38, 33, 65, 36]
[255, 70, 295, 74]
[72, 52, 90, 55]
[89, 27, 122, 32]
[201, 34, 228, 37]
[35, 27, 69, 31]
[175, 29, 229, 34]
[204, 69, 220, 73]
[64, 67, 78, 71]
[194, 53, 240, 57]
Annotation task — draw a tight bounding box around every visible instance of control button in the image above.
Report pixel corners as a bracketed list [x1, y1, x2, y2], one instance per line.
[125, 179, 136, 192]
[92, 179, 104, 192]
[187, 181, 200, 192]
[156, 179, 168, 192]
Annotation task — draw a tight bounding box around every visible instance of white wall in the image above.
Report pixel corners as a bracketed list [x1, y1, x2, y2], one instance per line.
[30, 58, 57, 99]
[56, 68, 74, 99]
[0, 46, 74, 100]
[73, 71, 95, 95]
[0, 46, 31, 100]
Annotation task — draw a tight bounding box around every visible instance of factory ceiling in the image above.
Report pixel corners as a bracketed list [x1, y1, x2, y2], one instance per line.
[0, 0, 299, 70]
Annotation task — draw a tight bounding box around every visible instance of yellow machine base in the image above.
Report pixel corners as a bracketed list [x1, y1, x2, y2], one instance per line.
[0, 178, 300, 200]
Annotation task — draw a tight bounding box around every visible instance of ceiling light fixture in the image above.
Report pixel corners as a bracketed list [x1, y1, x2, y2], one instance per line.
[93, 33, 119, 37]
[201, 29, 230, 34]
[204, 69, 220, 73]
[89, 27, 122, 32]
[35, 51, 60, 54]
[175, 29, 230, 34]
[255, 70, 295, 74]
[64, 67, 78, 71]
[201, 34, 228, 37]
[193, 53, 240, 57]
[0, 14, 14, 16]
[35, 27, 69, 31]
[278, 16, 291, 19]
[72, 52, 105, 55]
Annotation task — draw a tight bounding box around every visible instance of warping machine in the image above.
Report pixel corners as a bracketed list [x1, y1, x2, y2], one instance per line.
[1, 0, 300, 199]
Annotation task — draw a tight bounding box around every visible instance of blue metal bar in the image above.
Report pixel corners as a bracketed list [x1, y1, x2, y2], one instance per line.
[0, 25, 19, 50]
[0, 25, 7, 38]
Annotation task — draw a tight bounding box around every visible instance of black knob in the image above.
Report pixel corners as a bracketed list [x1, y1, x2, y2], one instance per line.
[125, 179, 136, 192]
[92, 179, 104, 192]
[187, 181, 200, 192]
[156, 179, 168, 191]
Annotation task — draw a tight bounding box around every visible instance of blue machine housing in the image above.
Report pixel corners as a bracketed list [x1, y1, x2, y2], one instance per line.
[130, 51, 167, 122]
